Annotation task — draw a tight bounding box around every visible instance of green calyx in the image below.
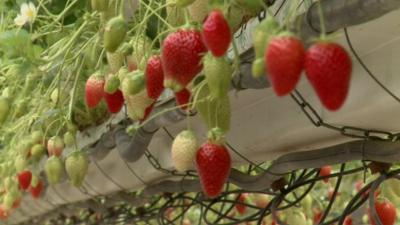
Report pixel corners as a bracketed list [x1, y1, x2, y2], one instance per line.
[123, 71, 146, 96]
[104, 75, 121, 94]
[207, 127, 226, 144]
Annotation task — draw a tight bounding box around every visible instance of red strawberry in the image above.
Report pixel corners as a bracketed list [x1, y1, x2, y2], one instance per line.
[145, 55, 165, 100]
[305, 42, 352, 111]
[202, 10, 231, 57]
[235, 193, 248, 215]
[140, 103, 155, 122]
[0, 206, 7, 220]
[85, 74, 105, 108]
[265, 36, 305, 96]
[344, 216, 352, 225]
[104, 89, 124, 113]
[12, 197, 21, 209]
[319, 165, 332, 183]
[195, 128, 231, 198]
[175, 88, 191, 110]
[368, 198, 397, 225]
[30, 180, 43, 199]
[17, 170, 32, 190]
[162, 29, 207, 91]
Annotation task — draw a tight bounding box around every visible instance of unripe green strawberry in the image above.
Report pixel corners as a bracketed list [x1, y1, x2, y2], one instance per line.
[104, 16, 127, 53]
[3, 192, 16, 211]
[251, 58, 265, 78]
[0, 97, 9, 124]
[195, 85, 231, 132]
[287, 209, 307, 225]
[204, 54, 232, 99]
[14, 155, 28, 173]
[30, 130, 44, 145]
[14, 98, 28, 118]
[253, 17, 279, 59]
[104, 75, 120, 94]
[122, 71, 146, 95]
[224, 4, 246, 33]
[123, 90, 154, 120]
[30, 144, 46, 162]
[171, 130, 198, 172]
[17, 141, 33, 157]
[91, 0, 108, 11]
[63, 131, 76, 147]
[65, 151, 89, 187]
[45, 156, 64, 185]
[106, 51, 124, 73]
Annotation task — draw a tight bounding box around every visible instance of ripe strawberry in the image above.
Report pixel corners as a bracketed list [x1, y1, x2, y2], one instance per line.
[65, 151, 89, 187]
[204, 54, 232, 99]
[140, 103, 155, 122]
[319, 165, 332, 183]
[265, 36, 305, 96]
[171, 130, 198, 172]
[344, 216, 352, 225]
[45, 156, 64, 185]
[29, 179, 43, 199]
[202, 10, 231, 57]
[104, 89, 124, 113]
[368, 198, 397, 225]
[17, 170, 32, 190]
[162, 29, 207, 91]
[12, 197, 21, 209]
[0, 206, 7, 220]
[85, 74, 105, 108]
[145, 55, 165, 100]
[304, 42, 352, 111]
[47, 136, 65, 156]
[235, 193, 248, 215]
[175, 88, 191, 110]
[195, 128, 231, 198]
[104, 16, 127, 52]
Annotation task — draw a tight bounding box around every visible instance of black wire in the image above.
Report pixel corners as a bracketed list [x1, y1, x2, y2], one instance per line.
[344, 28, 400, 103]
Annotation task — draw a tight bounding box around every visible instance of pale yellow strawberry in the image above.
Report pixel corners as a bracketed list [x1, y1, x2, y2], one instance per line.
[123, 89, 154, 120]
[171, 130, 198, 172]
[14, 155, 27, 173]
[188, 0, 209, 23]
[106, 51, 124, 73]
[166, 0, 185, 26]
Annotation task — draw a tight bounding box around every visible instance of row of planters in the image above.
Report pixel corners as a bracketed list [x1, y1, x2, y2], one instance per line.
[0, 0, 382, 224]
